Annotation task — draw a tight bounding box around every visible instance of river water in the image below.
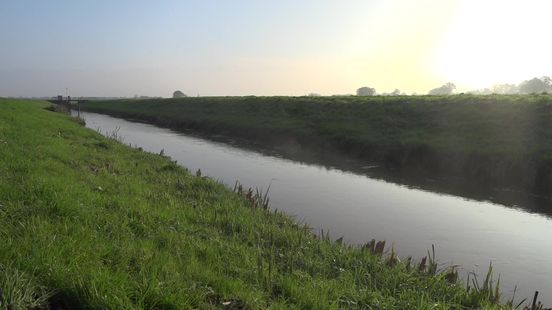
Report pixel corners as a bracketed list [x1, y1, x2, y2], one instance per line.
[75, 111, 552, 305]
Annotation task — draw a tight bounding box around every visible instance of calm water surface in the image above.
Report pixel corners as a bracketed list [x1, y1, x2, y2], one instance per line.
[76, 111, 552, 304]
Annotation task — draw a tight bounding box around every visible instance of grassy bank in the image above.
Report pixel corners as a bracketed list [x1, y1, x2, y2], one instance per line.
[0, 98, 529, 308]
[80, 95, 552, 201]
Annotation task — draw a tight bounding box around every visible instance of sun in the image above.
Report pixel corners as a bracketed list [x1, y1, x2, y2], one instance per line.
[434, 0, 552, 91]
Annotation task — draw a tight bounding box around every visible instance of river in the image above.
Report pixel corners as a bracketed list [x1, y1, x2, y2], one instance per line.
[75, 110, 552, 305]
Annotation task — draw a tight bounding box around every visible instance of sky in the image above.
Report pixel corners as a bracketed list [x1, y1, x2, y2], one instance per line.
[1, 0, 551, 97]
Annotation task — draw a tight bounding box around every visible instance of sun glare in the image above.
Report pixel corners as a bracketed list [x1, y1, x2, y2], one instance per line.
[435, 0, 552, 91]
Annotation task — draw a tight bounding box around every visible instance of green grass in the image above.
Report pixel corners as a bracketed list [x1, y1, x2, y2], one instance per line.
[0, 98, 527, 308]
[80, 94, 552, 199]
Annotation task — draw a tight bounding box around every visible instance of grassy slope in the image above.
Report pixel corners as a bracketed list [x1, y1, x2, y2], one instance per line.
[0, 99, 511, 309]
[80, 95, 552, 198]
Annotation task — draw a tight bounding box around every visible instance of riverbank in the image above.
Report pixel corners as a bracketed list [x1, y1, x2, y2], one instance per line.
[0, 98, 524, 308]
[80, 95, 552, 204]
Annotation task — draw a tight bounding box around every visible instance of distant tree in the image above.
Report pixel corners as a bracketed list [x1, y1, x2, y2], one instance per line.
[356, 87, 376, 96]
[428, 83, 456, 95]
[391, 89, 401, 96]
[308, 93, 321, 97]
[518, 77, 552, 94]
[173, 90, 187, 98]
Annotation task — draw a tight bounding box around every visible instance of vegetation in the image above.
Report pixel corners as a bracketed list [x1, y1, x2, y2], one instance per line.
[356, 87, 376, 96]
[173, 90, 187, 98]
[0, 98, 534, 308]
[80, 94, 552, 201]
[470, 76, 551, 95]
[429, 83, 456, 96]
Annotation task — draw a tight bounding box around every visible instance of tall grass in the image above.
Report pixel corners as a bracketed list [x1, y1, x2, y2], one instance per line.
[0, 264, 52, 309]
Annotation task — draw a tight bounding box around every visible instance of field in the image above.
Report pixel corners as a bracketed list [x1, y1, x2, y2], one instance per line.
[0, 98, 523, 308]
[80, 94, 552, 203]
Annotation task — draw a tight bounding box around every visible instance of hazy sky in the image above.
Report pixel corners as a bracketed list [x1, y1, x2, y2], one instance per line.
[1, 0, 551, 97]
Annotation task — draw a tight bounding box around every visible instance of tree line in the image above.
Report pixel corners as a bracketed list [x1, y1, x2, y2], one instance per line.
[356, 76, 551, 97]
[171, 76, 551, 99]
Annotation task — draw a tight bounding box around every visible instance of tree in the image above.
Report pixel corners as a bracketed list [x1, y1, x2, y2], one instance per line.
[173, 90, 187, 98]
[391, 89, 401, 96]
[356, 87, 376, 96]
[428, 83, 456, 95]
[518, 77, 552, 94]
